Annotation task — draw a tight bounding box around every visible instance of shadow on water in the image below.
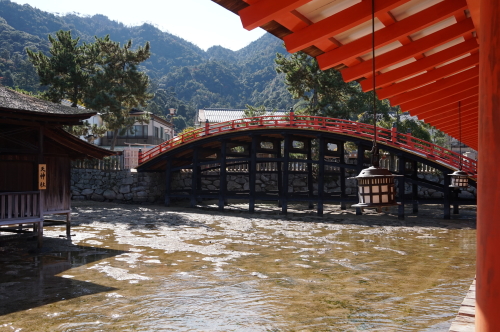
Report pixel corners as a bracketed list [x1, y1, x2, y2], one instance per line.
[0, 236, 125, 316]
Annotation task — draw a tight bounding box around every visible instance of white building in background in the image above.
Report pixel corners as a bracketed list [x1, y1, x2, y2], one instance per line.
[196, 108, 288, 127]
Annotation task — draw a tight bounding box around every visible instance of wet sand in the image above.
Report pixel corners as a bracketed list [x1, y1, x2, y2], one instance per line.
[0, 201, 476, 331]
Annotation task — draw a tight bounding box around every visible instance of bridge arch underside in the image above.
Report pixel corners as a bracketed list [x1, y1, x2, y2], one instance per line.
[138, 129, 476, 219]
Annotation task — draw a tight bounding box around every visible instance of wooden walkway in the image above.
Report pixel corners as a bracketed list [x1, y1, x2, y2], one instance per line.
[449, 279, 476, 332]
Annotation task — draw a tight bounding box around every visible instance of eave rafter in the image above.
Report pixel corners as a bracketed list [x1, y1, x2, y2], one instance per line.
[283, 0, 411, 53]
[318, 0, 469, 71]
[342, 18, 476, 82]
[389, 66, 479, 106]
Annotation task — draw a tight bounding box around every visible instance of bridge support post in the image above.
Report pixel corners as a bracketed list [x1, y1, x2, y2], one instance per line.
[398, 155, 405, 220]
[412, 160, 418, 214]
[317, 136, 325, 216]
[307, 138, 314, 209]
[190, 148, 199, 208]
[355, 143, 365, 215]
[443, 173, 451, 219]
[219, 140, 227, 211]
[453, 189, 459, 215]
[282, 133, 290, 214]
[249, 135, 257, 212]
[277, 139, 283, 208]
[164, 158, 172, 207]
[340, 141, 347, 210]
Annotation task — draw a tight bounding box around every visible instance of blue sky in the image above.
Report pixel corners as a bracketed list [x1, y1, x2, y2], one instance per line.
[10, 0, 266, 51]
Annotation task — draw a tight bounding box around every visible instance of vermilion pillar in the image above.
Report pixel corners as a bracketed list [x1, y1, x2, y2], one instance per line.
[476, 0, 500, 330]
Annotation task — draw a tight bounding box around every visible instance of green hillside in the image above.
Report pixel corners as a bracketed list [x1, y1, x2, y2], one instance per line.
[0, 0, 294, 128]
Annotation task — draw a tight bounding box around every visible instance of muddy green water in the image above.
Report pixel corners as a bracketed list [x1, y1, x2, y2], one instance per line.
[0, 202, 476, 331]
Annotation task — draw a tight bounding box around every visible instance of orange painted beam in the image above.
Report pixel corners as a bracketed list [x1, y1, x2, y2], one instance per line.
[239, 0, 313, 30]
[361, 38, 478, 91]
[408, 88, 478, 116]
[425, 108, 478, 126]
[443, 125, 478, 136]
[377, 52, 479, 99]
[431, 113, 478, 128]
[283, 0, 411, 53]
[275, 10, 310, 33]
[341, 18, 475, 82]
[442, 127, 478, 139]
[417, 96, 478, 120]
[477, 0, 500, 328]
[416, 94, 478, 116]
[318, 0, 468, 71]
[423, 106, 478, 123]
[437, 119, 478, 132]
[466, 0, 481, 35]
[389, 66, 479, 106]
[399, 77, 479, 111]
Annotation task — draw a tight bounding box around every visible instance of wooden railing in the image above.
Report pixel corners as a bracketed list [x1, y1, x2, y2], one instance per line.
[0, 191, 42, 225]
[138, 115, 477, 177]
[72, 155, 124, 171]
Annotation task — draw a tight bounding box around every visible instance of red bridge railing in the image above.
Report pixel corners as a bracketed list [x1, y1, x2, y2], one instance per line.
[138, 115, 477, 177]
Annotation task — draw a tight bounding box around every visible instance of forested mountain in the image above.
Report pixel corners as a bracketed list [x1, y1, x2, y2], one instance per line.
[0, 0, 294, 128]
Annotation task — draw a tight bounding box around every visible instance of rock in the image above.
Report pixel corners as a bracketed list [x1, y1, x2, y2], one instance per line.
[119, 185, 131, 194]
[81, 189, 94, 195]
[122, 176, 135, 185]
[292, 179, 306, 186]
[91, 193, 105, 202]
[227, 181, 242, 191]
[103, 190, 116, 200]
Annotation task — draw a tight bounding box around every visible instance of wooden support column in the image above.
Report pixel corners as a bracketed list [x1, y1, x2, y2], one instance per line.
[190, 148, 199, 208]
[477, 0, 500, 329]
[282, 133, 290, 214]
[317, 136, 325, 216]
[397, 155, 405, 220]
[219, 141, 227, 211]
[164, 158, 172, 207]
[249, 135, 257, 212]
[443, 172, 451, 219]
[37, 126, 44, 248]
[307, 138, 314, 209]
[340, 141, 347, 210]
[412, 160, 418, 214]
[453, 189, 460, 215]
[355, 143, 365, 215]
[277, 138, 283, 208]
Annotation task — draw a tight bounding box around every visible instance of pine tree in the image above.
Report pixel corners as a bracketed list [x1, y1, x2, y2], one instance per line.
[84, 36, 152, 150]
[27, 30, 92, 107]
[275, 52, 391, 120]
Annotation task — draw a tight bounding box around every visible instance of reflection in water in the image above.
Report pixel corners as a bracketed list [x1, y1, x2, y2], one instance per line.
[0, 202, 476, 331]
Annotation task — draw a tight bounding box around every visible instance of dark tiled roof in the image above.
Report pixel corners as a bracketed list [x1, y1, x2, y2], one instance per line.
[0, 87, 94, 116]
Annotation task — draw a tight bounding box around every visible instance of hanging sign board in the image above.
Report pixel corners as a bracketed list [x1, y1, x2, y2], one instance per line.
[38, 164, 47, 190]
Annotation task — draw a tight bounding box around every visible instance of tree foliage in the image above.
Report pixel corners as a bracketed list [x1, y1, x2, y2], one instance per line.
[27, 30, 153, 150]
[27, 30, 91, 106]
[275, 51, 391, 120]
[84, 36, 152, 150]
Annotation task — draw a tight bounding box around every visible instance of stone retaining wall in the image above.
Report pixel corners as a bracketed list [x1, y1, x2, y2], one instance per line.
[71, 169, 166, 203]
[71, 169, 476, 203]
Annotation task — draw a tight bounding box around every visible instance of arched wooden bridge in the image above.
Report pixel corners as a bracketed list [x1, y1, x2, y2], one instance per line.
[137, 115, 477, 219]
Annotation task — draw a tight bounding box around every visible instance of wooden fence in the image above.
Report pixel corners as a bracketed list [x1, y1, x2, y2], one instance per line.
[72, 155, 124, 171]
[0, 191, 41, 225]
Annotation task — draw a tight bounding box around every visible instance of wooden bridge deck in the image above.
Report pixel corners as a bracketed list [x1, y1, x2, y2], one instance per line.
[449, 279, 476, 332]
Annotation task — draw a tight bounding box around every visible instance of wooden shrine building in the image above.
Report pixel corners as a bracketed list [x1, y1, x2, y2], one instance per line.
[0, 86, 114, 247]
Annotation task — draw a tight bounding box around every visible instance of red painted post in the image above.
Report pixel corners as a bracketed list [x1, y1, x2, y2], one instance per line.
[391, 124, 398, 143]
[205, 120, 210, 136]
[290, 109, 294, 126]
[477, 0, 500, 330]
